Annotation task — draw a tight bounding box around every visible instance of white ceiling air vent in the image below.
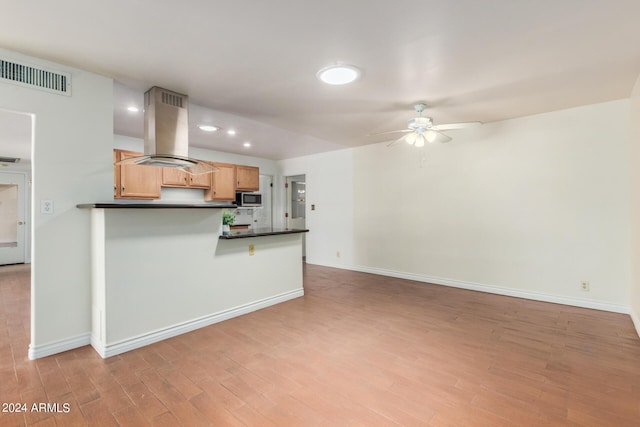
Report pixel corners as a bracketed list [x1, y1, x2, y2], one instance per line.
[0, 58, 71, 96]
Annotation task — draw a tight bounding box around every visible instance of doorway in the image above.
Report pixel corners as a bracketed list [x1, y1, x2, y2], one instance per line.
[286, 174, 306, 257]
[0, 109, 32, 266]
[0, 106, 34, 364]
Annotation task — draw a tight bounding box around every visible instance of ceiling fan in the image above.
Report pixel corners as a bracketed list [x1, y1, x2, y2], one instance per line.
[374, 103, 482, 147]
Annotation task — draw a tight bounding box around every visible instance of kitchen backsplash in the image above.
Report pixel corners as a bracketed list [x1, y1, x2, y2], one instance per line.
[233, 208, 255, 226]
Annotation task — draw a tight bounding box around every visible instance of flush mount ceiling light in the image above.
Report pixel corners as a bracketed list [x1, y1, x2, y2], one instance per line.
[198, 125, 218, 132]
[243, 142, 251, 148]
[317, 64, 361, 85]
[227, 129, 236, 135]
[127, 106, 139, 113]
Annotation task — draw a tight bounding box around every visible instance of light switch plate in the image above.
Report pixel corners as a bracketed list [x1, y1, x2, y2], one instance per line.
[41, 199, 54, 214]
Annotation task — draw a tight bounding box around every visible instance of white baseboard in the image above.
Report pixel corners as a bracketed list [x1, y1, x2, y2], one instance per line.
[309, 261, 630, 314]
[92, 288, 304, 359]
[28, 333, 91, 360]
[631, 308, 640, 338]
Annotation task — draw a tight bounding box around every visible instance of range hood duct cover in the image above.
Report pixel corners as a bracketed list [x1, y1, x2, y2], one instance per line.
[145, 87, 189, 159]
[118, 86, 215, 175]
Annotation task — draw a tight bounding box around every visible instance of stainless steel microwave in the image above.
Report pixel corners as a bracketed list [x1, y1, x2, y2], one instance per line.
[236, 192, 262, 207]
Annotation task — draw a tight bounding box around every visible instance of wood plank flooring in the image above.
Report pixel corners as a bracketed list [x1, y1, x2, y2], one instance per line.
[1, 263, 639, 426]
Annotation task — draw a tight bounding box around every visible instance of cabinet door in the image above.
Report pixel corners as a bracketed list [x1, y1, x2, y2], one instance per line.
[236, 165, 259, 191]
[116, 150, 161, 199]
[205, 163, 236, 201]
[188, 172, 212, 189]
[114, 149, 120, 198]
[162, 168, 189, 187]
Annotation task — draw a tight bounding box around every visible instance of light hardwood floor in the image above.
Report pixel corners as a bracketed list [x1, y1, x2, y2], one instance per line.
[1, 263, 639, 426]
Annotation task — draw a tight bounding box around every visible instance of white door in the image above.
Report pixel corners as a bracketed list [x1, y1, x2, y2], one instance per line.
[0, 172, 27, 265]
[286, 175, 306, 257]
[254, 175, 273, 229]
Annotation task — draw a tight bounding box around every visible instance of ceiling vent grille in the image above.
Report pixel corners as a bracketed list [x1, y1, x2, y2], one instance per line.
[144, 88, 186, 109]
[161, 91, 184, 108]
[0, 58, 71, 96]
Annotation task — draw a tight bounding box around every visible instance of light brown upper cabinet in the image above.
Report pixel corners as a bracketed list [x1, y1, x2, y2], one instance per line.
[204, 162, 237, 201]
[114, 149, 161, 199]
[162, 167, 211, 189]
[114, 149, 257, 201]
[236, 165, 260, 191]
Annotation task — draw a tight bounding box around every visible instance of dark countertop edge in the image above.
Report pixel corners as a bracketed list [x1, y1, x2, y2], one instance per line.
[219, 229, 309, 239]
[77, 203, 237, 209]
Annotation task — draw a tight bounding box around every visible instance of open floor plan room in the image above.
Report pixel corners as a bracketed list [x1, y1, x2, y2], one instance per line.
[1, 263, 639, 426]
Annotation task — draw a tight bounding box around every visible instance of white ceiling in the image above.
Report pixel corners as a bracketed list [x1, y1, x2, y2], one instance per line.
[1, 0, 640, 160]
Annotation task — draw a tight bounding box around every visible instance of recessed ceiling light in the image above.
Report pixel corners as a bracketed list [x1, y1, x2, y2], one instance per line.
[227, 129, 236, 135]
[243, 142, 251, 148]
[127, 106, 139, 113]
[199, 125, 218, 132]
[317, 64, 361, 85]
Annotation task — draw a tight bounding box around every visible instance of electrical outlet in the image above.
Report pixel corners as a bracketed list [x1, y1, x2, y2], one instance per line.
[581, 281, 590, 291]
[336, 251, 340, 258]
[41, 199, 54, 214]
[249, 244, 255, 256]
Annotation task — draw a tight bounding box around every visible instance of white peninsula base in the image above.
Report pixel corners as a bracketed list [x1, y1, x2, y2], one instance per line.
[86, 207, 304, 358]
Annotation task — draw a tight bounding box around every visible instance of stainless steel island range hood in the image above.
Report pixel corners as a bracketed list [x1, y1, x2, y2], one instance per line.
[117, 86, 215, 175]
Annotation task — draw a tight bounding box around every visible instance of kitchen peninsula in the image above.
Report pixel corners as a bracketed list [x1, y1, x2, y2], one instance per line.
[78, 203, 308, 358]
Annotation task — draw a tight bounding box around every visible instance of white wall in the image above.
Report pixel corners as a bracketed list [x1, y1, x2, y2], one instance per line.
[285, 100, 631, 313]
[278, 149, 354, 267]
[629, 74, 640, 333]
[352, 100, 631, 310]
[0, 49, 114, 358]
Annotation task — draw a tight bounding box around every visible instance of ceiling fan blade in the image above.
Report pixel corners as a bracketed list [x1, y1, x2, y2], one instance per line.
[431, 121, 482, 131]
[368, 129, 412, 136]
[387, 135, 408, 147]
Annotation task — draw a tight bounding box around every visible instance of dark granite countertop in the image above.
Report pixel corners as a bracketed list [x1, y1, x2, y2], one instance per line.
[77, 203, 235, 209]
[219, 228, 309, 239]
